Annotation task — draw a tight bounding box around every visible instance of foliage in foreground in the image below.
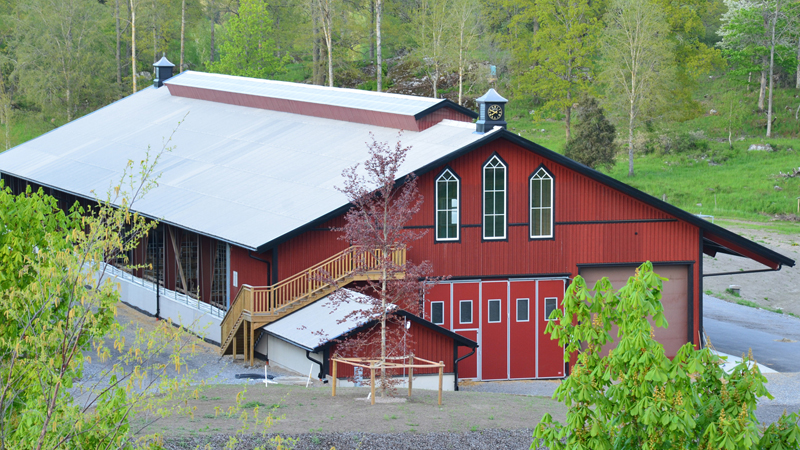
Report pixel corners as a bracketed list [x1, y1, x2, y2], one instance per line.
[0, 127, 208, 449]
[533, 262, 800, 450]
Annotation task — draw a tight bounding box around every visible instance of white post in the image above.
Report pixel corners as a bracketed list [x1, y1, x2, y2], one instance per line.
[306, 362, 314, 388]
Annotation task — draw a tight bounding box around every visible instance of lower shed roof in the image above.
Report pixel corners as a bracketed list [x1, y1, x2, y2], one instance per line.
[263, 290, 477, 353]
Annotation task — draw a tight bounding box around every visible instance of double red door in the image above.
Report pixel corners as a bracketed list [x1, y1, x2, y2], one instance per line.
[425, 278, 565, 380]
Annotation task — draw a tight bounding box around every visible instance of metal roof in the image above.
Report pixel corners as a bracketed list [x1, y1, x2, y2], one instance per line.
[476, 88, 508, 103]
[263, 290, 383, 351]
[0, 82, 493, 250]
[166, 71, 449, 117]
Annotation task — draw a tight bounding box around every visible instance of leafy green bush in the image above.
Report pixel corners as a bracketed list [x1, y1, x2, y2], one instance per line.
[533, 262, 800, 450]
[645, 131, 710, 155]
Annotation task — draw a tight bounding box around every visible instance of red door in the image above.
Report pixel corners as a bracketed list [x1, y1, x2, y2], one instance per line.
[537, 279, 565, 378]
[452, 282, 479, 378]
[425, 283, 451, 329]
[509, 280, 537, 378]
[481, 281, 508, 380]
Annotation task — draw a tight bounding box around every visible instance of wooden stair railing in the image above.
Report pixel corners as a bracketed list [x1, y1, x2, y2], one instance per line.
[219, 246, 406, 357]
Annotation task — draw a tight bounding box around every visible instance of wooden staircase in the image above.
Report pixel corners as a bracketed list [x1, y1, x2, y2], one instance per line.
[219, 246, 406, 366]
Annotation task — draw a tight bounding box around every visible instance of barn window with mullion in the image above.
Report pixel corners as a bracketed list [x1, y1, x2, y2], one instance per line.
[435, 169, 459, 241]
[483, 156, 506, 239]
[144, 225, 164, 285]
[177, 230, 199, 297]
[530, 167, 553, 238]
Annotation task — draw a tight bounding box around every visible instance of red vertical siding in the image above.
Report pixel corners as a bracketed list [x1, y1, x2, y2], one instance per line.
[230, 246, 271, 298]
[274, 136, 703, 346]
[329, 320, 456, 377]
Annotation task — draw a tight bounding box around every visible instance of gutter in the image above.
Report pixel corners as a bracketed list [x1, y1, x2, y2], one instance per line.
[453, 346, 477, 392]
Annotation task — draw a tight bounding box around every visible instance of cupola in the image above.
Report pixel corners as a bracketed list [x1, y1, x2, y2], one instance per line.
[153, 55, 175, 88]
[475, 89, 508, 133]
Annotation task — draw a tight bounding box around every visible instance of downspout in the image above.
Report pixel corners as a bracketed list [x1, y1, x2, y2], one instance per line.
[248, 250, 272, 284]
[453, 345, 477, 392]
[306, 350, 324, 380]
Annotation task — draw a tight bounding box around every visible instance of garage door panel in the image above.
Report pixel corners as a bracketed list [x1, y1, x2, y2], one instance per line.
[579, 265, 689, 358]
[425, 283, 451, 329]
[481, 281, 508, 380]
[453, 282, 479, 330]
[538, 280, 566, 378]
[509, 281, 536, 378]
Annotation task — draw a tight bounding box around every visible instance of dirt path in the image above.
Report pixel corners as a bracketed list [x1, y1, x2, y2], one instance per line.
[703, 222, 800, 317]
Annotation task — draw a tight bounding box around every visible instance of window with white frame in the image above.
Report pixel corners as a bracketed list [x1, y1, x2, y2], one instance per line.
[488, 299, 502, 323]
[530, 167, 553, 238]
[544, 297, 558, 321]
[459, 300, 473, 324]
[431, 302, 444, 325]
[516, 298, 530, 322]
[436, 169, 459, 241]
[483, 156, 507, 239]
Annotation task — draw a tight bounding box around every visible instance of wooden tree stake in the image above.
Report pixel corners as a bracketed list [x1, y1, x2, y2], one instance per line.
[370, 362, 376, 405]
[438, 361, 443, 405]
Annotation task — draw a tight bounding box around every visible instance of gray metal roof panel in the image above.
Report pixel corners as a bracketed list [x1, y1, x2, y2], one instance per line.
[0, 83, 490, 249]
[262, 291, 382, 351]
[166, 71, 445, 116]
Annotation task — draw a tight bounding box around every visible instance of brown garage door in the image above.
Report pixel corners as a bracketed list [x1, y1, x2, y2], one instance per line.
[579, 265, 689, 358]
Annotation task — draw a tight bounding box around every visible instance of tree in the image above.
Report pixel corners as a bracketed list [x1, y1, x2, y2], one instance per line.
[599, 0, 674, 177]
[564, 97, 617, 170]
[15, 0, 114, 120]
[449, 0, 481, 105]
[317, 0, 334, 86]
[0, 123, 203, 449]
[412, 0, 452, 98]
[208, 0, 286, 78]
[518, 0, 601, 141]
[532, 261, 800, 450]
[329, 134, 434, 397]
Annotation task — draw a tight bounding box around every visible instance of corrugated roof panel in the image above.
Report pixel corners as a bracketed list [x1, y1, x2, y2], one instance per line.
[0, 82, 491, 249]
[263, 290, 382, 351]
[166, 71, 444, 117]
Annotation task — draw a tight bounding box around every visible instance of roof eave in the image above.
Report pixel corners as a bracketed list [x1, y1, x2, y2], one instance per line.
[413, 99, 478, 120]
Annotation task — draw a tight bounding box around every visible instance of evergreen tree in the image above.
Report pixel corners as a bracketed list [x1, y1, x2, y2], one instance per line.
[208, 0, 286, 78]
[564, 97, 617, 170]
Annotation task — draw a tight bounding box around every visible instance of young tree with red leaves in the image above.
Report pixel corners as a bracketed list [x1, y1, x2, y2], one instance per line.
[327, 133, 435, 398]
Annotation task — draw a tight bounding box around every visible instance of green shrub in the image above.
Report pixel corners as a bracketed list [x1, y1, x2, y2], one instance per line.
[533, 262, 800, 450]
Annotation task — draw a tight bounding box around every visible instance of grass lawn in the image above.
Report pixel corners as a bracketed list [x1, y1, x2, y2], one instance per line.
[135, 384, 565, 438]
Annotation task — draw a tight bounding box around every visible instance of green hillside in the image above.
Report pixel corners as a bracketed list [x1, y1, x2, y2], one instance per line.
[507, 75, 800, 228]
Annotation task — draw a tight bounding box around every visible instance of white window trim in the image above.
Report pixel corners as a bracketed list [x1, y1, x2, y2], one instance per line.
[435, 169, 460, 241]
[459, 300, 473, 324]
[483, 156, 507, 240]
[487, 299, 502, 323]
[530, 168, 554, 239]
[516, 298, 530, 322]
[431, 301, 445, 325]
[544, 297, 558, 321]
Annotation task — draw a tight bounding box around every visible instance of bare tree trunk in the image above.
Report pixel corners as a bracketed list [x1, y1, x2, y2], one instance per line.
[458, 27, 464, 105]
[312, 5, 320, 85]
[766, 0, 780, 137]
[796, 35, 799, 90]
[153, 0, 158, 64]
[131, 1, 137, 93]
[319, 0, 333, 87]
[432, 66, 438, 99]
[180, 0, 185, 72]
[758, 65, 767, 110]
[565, 105, 571, 142]
[116, 0, 121, 86]
[376, 0, 382, 92]
[209, 3, 216, 64]
[370, 0, 375, 62]
[66, 88, 71, 122]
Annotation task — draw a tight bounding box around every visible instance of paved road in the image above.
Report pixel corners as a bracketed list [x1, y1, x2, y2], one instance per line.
[703, 294, 800, 372]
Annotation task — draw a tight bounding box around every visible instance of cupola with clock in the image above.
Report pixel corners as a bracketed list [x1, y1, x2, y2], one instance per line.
[475, 88, 508, 133]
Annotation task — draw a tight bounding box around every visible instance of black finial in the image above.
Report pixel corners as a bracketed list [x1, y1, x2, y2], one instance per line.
[153, 55, 175, 88]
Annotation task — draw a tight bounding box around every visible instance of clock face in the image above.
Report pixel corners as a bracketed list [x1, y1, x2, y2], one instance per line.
[487, 104, 503, 121]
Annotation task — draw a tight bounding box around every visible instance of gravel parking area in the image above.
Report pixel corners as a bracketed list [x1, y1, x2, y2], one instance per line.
[165, 429, 545, 450]
[458, 379, 561, 397]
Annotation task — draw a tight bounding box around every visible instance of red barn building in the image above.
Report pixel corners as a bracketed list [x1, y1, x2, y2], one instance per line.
[0, 62, 793, 385]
